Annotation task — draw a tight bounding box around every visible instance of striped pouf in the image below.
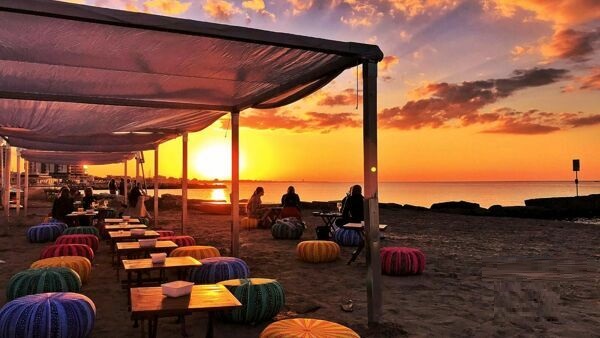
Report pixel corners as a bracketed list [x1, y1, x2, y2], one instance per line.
[0, 292, 96, 338]
[218, 278, 285, 324]
[6, 267, 82, 301]
[188, 257, 250, 284]
[155, 230, 175, 237]
[159, 235, 196, 247]
[40, 244, 95, 261]
[170, 246, 220, 260]
[31, 256, 92, 283]
[63, 226, 100, 238]
[26, 224, 63, 243]
[241, 217, 259, 229]
[333, 228, 363, 247]
[44, 221, 69, 231]
[56, 234, 99, 253]
[260, 318, 359, 338]
[296, 240, 340, 263]
[380, 247, 426, 276]
[271, 218, 304, 240]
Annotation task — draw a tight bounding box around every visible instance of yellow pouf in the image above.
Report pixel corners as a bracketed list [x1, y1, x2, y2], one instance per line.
[296, 241, 340, 263]
[241, 217, 259, 229]
[170, 246, 221, 260]
[31, 256, 92, 283]
[260, 318, 360, 338]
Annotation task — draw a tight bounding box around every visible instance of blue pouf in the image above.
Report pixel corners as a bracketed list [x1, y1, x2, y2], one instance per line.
[27, 224, 64, 243]
[0, 292, 96, 338]
[45, 220, 68, 231]
[334, 228, 363, 247]
[188, 257, 250, 284]
[271, 218, 304, 240]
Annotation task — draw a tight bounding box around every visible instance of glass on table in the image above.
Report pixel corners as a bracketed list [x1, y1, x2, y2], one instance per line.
[336, 202, 342, 213]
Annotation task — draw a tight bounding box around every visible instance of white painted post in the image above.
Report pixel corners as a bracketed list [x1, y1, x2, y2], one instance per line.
[124, 160, 128, 205]
[181, 132, 188, 234]
[154, 145, 159, 228]
[4, 145, 11, 219]
[363, 60, 382, 325]
[15, 149, 21, 216]
[231, 110, 240, 257]
[24, 160, 29, 216]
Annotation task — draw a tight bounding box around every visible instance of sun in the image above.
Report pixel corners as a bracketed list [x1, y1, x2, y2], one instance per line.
[193, 142, 245, 180]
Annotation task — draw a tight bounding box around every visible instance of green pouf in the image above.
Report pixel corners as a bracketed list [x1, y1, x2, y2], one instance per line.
[217, 278, 285, 324]
[6, 268, 82, 301]
[63, 226, 100, 238]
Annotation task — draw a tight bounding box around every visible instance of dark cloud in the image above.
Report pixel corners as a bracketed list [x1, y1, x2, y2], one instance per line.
[380, 68, 569, 130]
[542, 29, 600, 62]
[317, 88, 362, 106]
[564, 114, 600, 127]
[229, 108, 361, 132]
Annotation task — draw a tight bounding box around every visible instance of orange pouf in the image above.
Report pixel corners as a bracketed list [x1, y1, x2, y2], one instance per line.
[260, 318, 359, 338]
[241, 217, 258, 229]
[170, 246, 220, 260]
[296, 240, 340, 263]
[30, 256, 92, 283]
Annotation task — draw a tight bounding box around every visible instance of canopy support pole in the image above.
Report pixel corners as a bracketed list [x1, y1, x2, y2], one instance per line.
[181, 132, 188, 234]
[123, 160, 128, 205]
[15, 149, 21, 216]
[3, 145, 11, 219]
[363, 60, 382, 325]
[135, 155, 140, 184]
[154, 145, 159, 228]
[231, 110, 240, 257]
[24, 160, 29, 216]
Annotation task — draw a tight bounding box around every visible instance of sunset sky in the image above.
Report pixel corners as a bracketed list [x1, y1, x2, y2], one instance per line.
[63, 0, 599, 182]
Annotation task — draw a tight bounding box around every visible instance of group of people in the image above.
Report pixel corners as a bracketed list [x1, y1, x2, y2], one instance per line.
[108, 178, 145, 210]
[51, 186, 97, 226]
[245, 184, 364, 228]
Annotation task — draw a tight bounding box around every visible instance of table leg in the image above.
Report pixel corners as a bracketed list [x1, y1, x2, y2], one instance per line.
[206, 312, 214, 338]
[347, 233, 365, 265]
[179, 315, 188, 337]
[139, 319, 145, 338]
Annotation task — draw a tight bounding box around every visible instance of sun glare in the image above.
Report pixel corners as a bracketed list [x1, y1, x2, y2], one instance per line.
[193, 143, 245, 180]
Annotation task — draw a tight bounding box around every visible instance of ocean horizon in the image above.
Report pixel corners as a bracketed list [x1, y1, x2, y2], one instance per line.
[97, 180, 600, 208]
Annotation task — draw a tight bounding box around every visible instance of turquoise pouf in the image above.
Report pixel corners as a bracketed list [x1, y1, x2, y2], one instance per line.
[63, 226, 100, 238]
[0, 292, 95, 337]
[333, 228, 363, 247]
[27, 224, 63, 243]
[188, 257, 250, 284]
[6, 268, 82, 301]
[271, 218, 304, 240]
[218, 278, 285, 324]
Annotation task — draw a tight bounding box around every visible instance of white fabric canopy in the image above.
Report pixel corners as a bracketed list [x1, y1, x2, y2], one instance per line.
[20, 150, 135, 165]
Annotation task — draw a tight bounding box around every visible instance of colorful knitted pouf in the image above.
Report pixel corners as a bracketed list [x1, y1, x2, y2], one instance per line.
[40, 244, 95, 262]
[63, 226, 100, 238]
[218, 278, 285, 324]
[260, 318, 359, 338]
[333, 228, 363, 247]
[44, 220, 69, 231]
[170, 246, 220, 260]
[0, 292, 96, 338]
[31, 256, 92, 283]
[26, 224, 63, 243]
[55, 234, 99, 253]
[155, 230, 175, 237]
[188, 257, 250, 284]
[159, 235, 196, 247]
[6, 267, 82, 301]
[296, 241, 340, 263]
[380, 247, 426, 276]
[241, 217, 259, 229]
[271, 218, 304, 240]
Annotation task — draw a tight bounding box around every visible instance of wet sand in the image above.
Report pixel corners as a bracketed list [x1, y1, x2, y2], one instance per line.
[0, 201, 598, 337]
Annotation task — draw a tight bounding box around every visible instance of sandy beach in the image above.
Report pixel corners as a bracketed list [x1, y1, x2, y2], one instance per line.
[0, 201, 598, 337]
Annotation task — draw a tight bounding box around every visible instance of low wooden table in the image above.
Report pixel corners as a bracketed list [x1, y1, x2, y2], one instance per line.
[105, 218, 141, 224]
[344, 223, 389, 264]
[130, 284, 242, 338]
[105, 223, 147, 231]
[66, 211, 98, 226]
[109, 230, 161, 262]
[116, 241, 178, 278]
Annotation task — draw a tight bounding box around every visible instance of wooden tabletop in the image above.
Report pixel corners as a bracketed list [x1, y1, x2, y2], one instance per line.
[123, 256, 201, 271]
[344, 222, 389, 231]
[116, 240, 178, 252]
[67, 211, 98, 217]
[105, 218, 141, 224]
[105, 224, 148, 230]
[109, 230, 160, 240]
[131, 284, 241, 316]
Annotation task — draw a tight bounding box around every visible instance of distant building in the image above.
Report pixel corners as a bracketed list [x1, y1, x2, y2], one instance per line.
[28, 162, 89, 182]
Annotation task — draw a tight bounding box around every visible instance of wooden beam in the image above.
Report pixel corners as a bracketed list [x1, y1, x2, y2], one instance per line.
[3, 145, 11, 219]
[181, 132, 188, 234]
[24, 159, 29, 216]
[154, 145, 159, 228]
[363, 60, 382, 325]
[15, 149, 20, 216]
[123, 160, 128, 205]
[231, 110, 240, 257]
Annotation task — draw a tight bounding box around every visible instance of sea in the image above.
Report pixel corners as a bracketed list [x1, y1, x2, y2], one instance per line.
[98, 181, 600, 208]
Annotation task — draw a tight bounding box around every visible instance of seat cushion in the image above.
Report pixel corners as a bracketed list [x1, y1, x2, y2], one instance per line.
[40, 244, 95, 261]
[380, 247, 426, 275]
[260, 318, 359, 338]
[188, 257, 250, 284]
[170, 246, 220, 260]
[31, 256, 92, 283]
[6, 268, 82, 301]
[218, 278, 285, 323]
[296, 240, 340, 263]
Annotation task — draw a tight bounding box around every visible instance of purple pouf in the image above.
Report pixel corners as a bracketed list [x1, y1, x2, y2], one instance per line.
[27, 224, 63, 243]
[334, 228, 362, 247]
[188, 257, 250, 284]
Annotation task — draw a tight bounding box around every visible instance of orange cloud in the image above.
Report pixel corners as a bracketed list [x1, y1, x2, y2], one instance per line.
[287, 0, 314, 15]
[317, 88, 362, 106]
[233, 109, 361, 132]
[204, 0, 240, 21]
[564, 67, 600, 92]
[340, 2, 382, 27]
[379, 55, 399, 72]
[540, 29, 600, 62]
[143, 0, 191, 15]
[242, 0, 276, 20]
[387, 0, 458, 18]
[510, 45, 536, 59]
[484, 0, 600, 28]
